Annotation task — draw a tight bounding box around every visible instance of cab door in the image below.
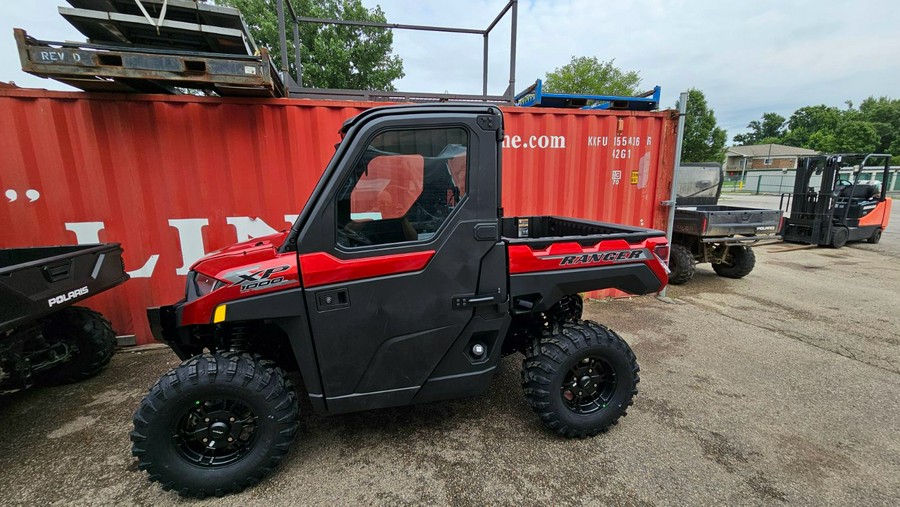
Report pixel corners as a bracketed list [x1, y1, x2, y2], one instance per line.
[294, 109, 508, 414]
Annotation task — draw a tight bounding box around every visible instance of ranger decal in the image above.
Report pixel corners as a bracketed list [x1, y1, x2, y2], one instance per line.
[553, 249, 650, 266]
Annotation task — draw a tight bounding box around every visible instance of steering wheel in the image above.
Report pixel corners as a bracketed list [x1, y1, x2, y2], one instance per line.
[337, 224, 373, 247]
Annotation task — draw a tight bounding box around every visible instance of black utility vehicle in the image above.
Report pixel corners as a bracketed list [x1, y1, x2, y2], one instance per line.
[1, 244, 128, 392]
[131, 104, 671, 497]
[667, 163, 782, 284]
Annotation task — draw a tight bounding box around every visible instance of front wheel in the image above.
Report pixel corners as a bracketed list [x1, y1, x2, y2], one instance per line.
[831, 226, 849, 248]
[712, 245, 756, 279]
[131, 353, 299, 498]
[522, 320, 639, 438]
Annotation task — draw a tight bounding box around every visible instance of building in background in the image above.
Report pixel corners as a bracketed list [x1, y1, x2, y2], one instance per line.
[722, 143, 899, 195]
[723, 144, 820, 181]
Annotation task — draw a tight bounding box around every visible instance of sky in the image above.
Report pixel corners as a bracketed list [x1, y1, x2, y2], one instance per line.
[1, 0, 898, 140]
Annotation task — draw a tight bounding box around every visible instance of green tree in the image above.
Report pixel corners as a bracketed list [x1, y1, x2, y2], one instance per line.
[806, 130, 837, 153]
[781, 105, 843, 147]
[833, 121, 880, 153]
[732, 112, 786, 145]
[736, 97, 900, 157]
[218, 0, 404, 90]
[858, 96, 900, 155]
[543, 56, 642, 96]
[890, 138, 900, 157]
[677, 89, 727, 163]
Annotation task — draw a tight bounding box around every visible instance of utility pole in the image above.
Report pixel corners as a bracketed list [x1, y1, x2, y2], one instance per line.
[740, 157, 748, 190]
[658, 91, 689, 300]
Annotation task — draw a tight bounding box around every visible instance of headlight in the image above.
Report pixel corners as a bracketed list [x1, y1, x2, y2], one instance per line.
[193, 272, 224, 297]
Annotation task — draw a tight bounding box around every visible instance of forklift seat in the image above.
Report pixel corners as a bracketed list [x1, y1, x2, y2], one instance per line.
[837, 184, 877, 199]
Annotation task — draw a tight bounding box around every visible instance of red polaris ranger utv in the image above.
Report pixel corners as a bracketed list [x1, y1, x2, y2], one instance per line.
[131, 104, 670, 497]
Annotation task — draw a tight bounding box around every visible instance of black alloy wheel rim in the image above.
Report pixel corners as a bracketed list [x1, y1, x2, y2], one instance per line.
[174, 398, 258, 467]
[560, 356, 618, 414]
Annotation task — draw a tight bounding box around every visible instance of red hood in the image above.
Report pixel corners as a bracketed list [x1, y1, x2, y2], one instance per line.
[191, 231, 290, 278]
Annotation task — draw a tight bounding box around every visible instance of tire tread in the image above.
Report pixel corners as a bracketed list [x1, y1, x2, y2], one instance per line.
[667, 243, 696, 285]
[130, 352, 298, 498]
[35, 306, 116, 386]
[712, 245, 756, 279]
[521, 319, 639, 439]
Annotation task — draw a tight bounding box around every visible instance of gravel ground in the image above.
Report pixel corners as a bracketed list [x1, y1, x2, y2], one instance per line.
[1, 195, 898, 506]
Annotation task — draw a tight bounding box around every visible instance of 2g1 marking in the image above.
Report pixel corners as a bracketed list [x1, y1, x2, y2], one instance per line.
[612, 148, 632, 159]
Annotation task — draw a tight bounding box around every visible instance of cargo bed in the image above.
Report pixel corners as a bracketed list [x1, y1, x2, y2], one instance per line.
[673, 205, 782, 241]
[501, 216, 664, 248]
[0, 243, 129, 333]
[499, 216, 669, 311]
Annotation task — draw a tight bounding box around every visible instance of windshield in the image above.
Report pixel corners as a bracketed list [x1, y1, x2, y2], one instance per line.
[676, 164, 723, 205]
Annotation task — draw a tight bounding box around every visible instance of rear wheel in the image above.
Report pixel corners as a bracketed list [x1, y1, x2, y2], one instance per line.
[33, 306, 116, 386]
[131, 353, 299, 498]
[667, 243, 695, 285]
[868, 228, 882, 244]
[712, 246, 756, 279]
[831, 227, 849, 248]
[522, 320, 639, 438]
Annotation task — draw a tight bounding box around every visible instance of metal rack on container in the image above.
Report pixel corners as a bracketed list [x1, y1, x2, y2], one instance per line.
[514, 79, 661, 111]
[14, 29, 284, 97]
[277, 0, 519, 103]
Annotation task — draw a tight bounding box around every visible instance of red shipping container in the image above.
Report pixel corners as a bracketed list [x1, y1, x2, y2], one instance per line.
[0, 89, 677, 344]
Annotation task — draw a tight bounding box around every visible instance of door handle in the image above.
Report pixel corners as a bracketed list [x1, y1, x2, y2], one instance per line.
[316, 288, 350, 311]
[474, 223, 498, 241]
[452, 289, 502, 310]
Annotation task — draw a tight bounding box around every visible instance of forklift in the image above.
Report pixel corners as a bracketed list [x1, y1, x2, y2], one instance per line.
[780, 153, 893, 248]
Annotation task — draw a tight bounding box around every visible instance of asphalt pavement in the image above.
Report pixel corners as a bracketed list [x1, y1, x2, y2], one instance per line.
[1, 195, 898, 506]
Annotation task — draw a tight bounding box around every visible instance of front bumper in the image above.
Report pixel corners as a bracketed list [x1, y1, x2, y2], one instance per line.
[147, 304, 193, 359]
[147, 305, 176, 341]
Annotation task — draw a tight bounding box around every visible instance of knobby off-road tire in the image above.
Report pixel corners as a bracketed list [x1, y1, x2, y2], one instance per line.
[868, 228, 882, 244]
[131, 353, 299, 498]
[522, 319, 639, 438]
[667, 243, 695, 285]
[712, 245, 756, 279]
[34, 306, 116, 386]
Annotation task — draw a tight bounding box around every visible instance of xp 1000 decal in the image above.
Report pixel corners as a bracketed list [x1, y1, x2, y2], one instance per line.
[224, 265, 291, 292]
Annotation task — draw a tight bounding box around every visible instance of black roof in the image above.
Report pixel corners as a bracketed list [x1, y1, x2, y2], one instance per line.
[340, 103, 501, 133]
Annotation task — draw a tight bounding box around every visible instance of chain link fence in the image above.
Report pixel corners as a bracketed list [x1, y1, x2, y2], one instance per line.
[723, 169, 900, 195]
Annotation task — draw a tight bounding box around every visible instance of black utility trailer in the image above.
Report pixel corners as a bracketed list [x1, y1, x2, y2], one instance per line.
[1, 244, 128, 393]
[667, 163, 782, 285]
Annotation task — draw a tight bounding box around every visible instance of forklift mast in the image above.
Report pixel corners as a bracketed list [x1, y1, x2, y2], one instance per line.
[790, 156, 826, 219]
